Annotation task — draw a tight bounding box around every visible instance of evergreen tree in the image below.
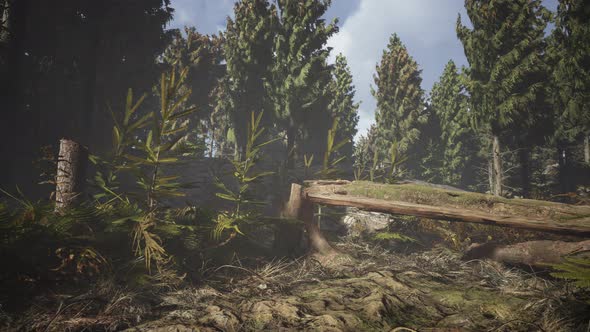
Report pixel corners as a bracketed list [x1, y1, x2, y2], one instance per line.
[415, 103, 444, 183]
[328, 53, 359, 159]
[209, 76, 235, 158]
[550, 0, 590, 167]
[457, 0, 550, 196]
[371, 33, 426, 175]
[0, 0, 174, 195]
[267, 0, 338, 168]
[430, 60, 475, 186]
[162, 27, 225, 156]
[222, 0, 277, 157]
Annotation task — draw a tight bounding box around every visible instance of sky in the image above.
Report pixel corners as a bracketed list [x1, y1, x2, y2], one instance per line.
[169, 0, 559, 141]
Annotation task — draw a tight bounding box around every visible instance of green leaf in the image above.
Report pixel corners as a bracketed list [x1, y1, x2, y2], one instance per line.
[146, 130, 153, 148]
[215, 193, 239, 201]
[169, 106, 198, 121]
[158, 134, 185, 152]
[243, 171, 275, 182]
[163, 124, 189, 137]
[157, 157, 179, 164]
[124, 154, 152, 165]
[256, 137, 281, 149]
[113, 126, 121, 146]
[126, 93, 147, 125]
[157, 175, 180, 183]
[128, 112, 153, 132]
[125, 88, 133, 122]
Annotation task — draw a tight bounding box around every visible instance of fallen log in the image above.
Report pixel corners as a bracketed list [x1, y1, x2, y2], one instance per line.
[303, 180, 590, 236]
[464, 240, 590, 267]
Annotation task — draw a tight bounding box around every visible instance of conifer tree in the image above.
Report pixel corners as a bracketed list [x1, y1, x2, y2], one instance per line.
[550, 0, 590, 166]
[162, 27, 224, 156]
[457, 0, 550, 196]
[222, 0, 277, 157]
[430, 60, 474, 186]
[267, 0, 338, 167]
[328, 53, 359, 159]
[372, 33, 426, 172]
[415, 103, 444, 183]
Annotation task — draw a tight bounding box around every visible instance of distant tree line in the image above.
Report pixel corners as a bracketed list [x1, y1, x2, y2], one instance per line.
[167, 0, 359, 169]
[356, 0, 589, 198]
[1, 0, 588, 200]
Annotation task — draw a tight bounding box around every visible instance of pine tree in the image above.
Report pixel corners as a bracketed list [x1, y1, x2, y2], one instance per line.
[550, 0, 590, 166]
[209, 76, 234, 158]
[430, 60, 475, 187]
[267, 0, 338, 168]
[457, 0, 550, 196]
[371, 33, 426, 175]
[415, 103, 444, 183]
[328, 53, 359, 159]
[162, 27, 224, 156]
[0, 0, 174, 193]
[222, 0, 277, 157]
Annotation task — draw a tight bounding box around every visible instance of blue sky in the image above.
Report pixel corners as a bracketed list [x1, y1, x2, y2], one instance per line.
[169, 0, 559, 141]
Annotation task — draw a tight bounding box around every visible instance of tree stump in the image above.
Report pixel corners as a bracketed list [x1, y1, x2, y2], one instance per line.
[55, 138, 88, 212]
[284, 183, 336, 257]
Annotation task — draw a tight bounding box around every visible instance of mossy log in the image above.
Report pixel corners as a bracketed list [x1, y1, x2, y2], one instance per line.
[302, 180, 590, 236]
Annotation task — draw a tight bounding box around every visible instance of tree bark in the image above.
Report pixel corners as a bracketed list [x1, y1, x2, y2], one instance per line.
[557, 145, 566, 193]
[519, 148, 530, 198]
[284, 183, 336, 256]
[55, 139, 88, 212]
[0, 0, 11, 47]
[209, 132, 214, 158]
[585, 134, 589, 165]
[464, 240, 590, 267]
[556, 144, 572, 194]
[492, 135, 503, 196]
[488, 159, 494, 195]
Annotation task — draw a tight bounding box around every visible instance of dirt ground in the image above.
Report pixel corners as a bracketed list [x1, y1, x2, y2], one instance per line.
[4, 236, 589, 332]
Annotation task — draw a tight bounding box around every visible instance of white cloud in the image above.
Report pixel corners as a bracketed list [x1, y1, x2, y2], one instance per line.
[168, 0, 235, 34]
[328, 0, 468, 141]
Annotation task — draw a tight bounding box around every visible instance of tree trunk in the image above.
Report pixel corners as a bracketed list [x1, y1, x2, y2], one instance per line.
[488, 159, 494, 195]
[585, 134, 589, 165]
[557, 144, 575, 193]
[218, 140, 225, 158]
[284, 183, 336, 256]
[557, 144, 569, 194]
[492, 135, 503, 196]
[208, 131, 214, 158]
[55, 139, 88, 212]
[519, 148, 530, 198]
[0, 0, 11, 47]
[464, 240, 590, 267]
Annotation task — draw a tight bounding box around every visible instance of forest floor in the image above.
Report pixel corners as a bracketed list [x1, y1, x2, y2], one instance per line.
[4, 235, 589, 332]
